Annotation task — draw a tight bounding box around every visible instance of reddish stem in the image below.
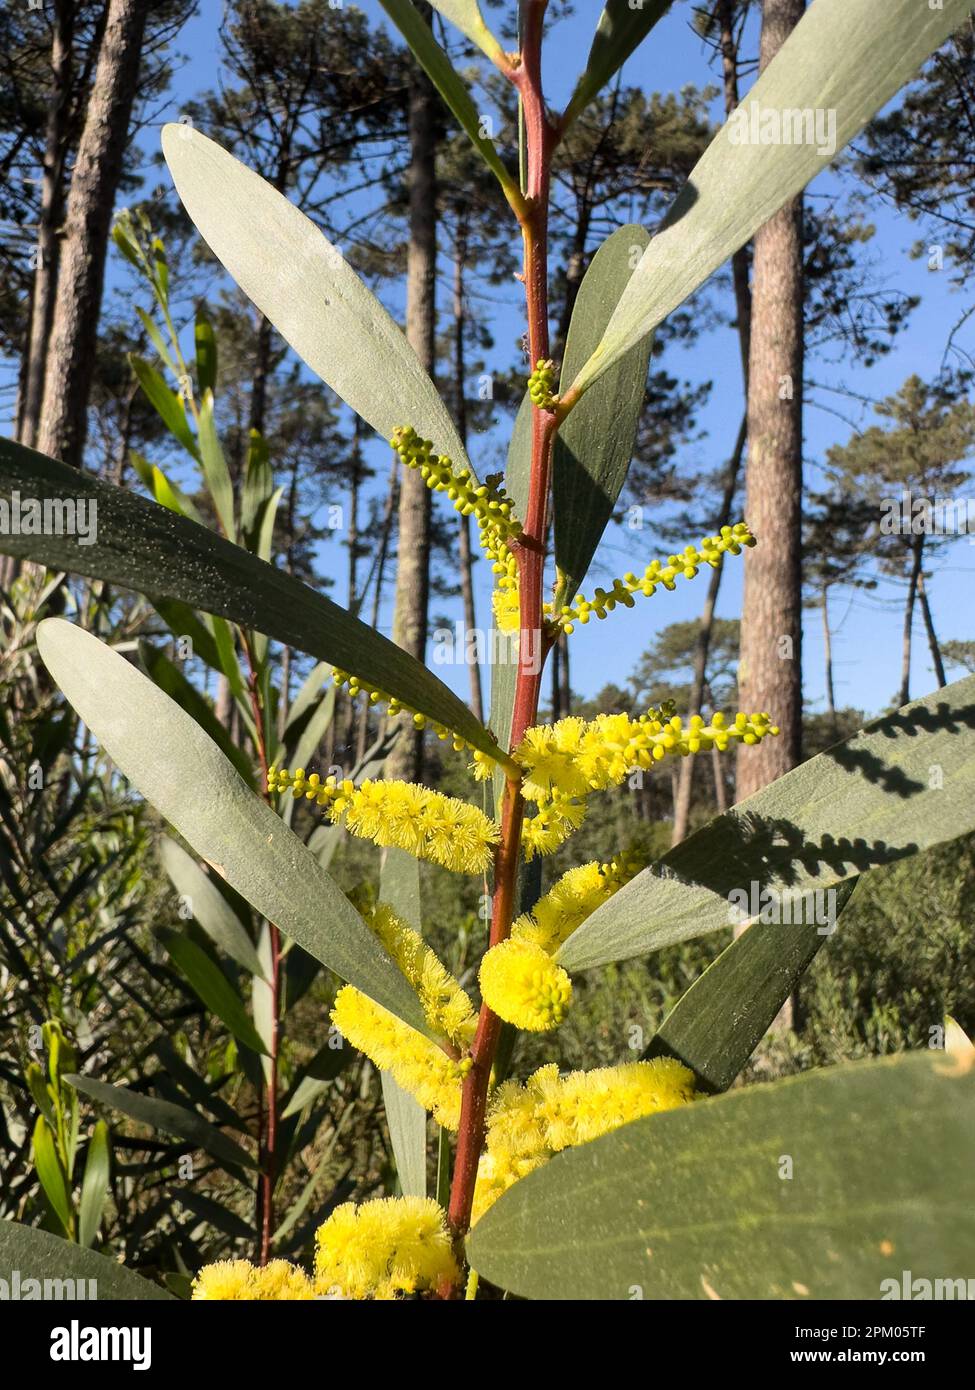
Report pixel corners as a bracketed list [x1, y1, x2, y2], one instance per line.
[446, 0, 559, 1253]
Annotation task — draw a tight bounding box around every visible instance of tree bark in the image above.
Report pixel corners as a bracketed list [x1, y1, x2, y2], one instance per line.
[19, 0, 75, 450]
[737, 0, 806, 799]
[37, 0, 152, 468]
[899, 536, 923, 705]
[916, 571, 946, 690]
[387, 2, 437, 781]
[822, 587, 837, 733]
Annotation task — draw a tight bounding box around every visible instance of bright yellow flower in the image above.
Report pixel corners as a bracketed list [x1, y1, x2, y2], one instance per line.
[520, 795, 586, 859]
[512, 851, 645, 955]
[479, 939, 572, 1032]
[191, 1260, 257, 1300]
[314, 1196, 459, 1300]
[331, 986, 467, 1130]
[368, 904, 476, 1050]
[250, 1260, 315, 1300]
[268, 771, 500, 875]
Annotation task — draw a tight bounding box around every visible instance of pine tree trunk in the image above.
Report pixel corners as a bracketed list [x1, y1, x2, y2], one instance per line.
[387, 2, 437, 781]
[917, 571, 946, 690]
[822, 587, 837, 734]
[19, 0, 75, 450]
[37, 0, 152, 468]
[737, 0, 805, 800]
[899, 536, 923, 705]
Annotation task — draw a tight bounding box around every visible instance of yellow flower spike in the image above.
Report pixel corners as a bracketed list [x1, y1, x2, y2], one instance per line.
[314, 1196, 459, 1301]
[331, 986, 465, 1130]
[521, 796, 586, 859]
[268, 772, 500, 874]
[513, 852, 647, 954]
[250, 1260, 316, 1301]
[479, 939, 573, 1032]
[367, 904, 477, 1050]
[555, 522, 756, 634]
[192, 1260, 258, 1301]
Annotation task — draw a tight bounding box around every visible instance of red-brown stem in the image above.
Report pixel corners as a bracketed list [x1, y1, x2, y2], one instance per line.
[446, 0, 560, 1256]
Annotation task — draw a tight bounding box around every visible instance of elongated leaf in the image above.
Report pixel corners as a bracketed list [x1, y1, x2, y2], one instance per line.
[645, 880, 858, 1093]
[65, 1074, 256, 1172]
[195, 309, 218, 395]
[0, 438, 503, 759]
[37, 620, 430, 1035]
[553, 225, 651, 604]
[426, 0, 505, 63]
[0, 1221, 173, 1300]
[32, 1116, 71, 1234]
[564, 2, 674, 128]
[568, 0, 969, 400]
[159, 928, 269, 1056]
[130, 355, 199, 459]
[469, 1052, 975, 1300]
[198, 389, 236, 539]
[560, 674, 975, 971]
[379, 847, 426, 1198]
[379, 0, 517, 210]
[142, 643, 254, 784]
[78, 1120, 111, 1248]
[159, 838, 264, 980]
[162, 124, 473, 474]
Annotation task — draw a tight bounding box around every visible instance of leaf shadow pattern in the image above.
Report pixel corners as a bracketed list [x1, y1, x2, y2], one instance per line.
[666, 810, 916, 898]
[820, 698, 975, 798]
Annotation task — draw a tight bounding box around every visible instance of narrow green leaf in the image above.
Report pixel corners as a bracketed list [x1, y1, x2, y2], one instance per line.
[78, 1121, 111, 1248]
[564, 2, 674, 128]
[32, 1116, 72, 1235]
[560, 674, 975, 971]
[379, 0, 518, 209]
[65, 1073, 256, 1172]
[0, 438, 504, 761]
[469, 1052, 975, 1300]
[553, 225, 651, 604]
[37, 620, 431, 1035]
[159, 928, 269, 1055]
[568, 0, 969, 400]
[198, 388, 236, 539]
[162, 124, 473, 474]
[136, 306, 179, 377]
[141, 643, 255, 785]
[147, 464, 206, 526]
[195, 309, 218, 395]
[159, 837, 265, 980]
[645, 880, 858, 1093]
[130, 355, 200, 459]
[426, 0, 506, 64]
[241, 430, 272, 539]
[0, 1221, 173, 1299]
[379, 846, 426, 1197]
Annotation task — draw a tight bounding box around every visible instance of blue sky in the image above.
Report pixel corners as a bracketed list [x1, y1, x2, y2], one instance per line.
[44, 2, 975, 717]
